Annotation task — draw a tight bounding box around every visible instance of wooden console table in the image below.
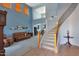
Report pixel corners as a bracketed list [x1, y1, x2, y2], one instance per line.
[64, 30, 73, 47]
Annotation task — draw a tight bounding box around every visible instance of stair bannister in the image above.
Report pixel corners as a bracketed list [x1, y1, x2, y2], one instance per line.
[40, 3, 78, 53]
[53, 21, 59, 53]
[54, 3, 78, 53]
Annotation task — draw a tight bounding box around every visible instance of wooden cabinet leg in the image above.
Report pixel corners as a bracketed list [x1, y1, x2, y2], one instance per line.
[0, 26, 5, 56]
[0, 49, 5, 56]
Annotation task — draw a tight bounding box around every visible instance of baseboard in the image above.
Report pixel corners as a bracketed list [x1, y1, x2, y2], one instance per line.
[60, 42, 79, 47]
[71, 43, 79, 47]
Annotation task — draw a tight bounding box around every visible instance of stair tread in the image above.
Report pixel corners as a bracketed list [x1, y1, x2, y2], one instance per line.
[42, 43, 54, 48]
[45, 39, 54, 41]
[43, 37, 54, 40]
[43, 42, 54, 46]
[47, 34, 54, 36]
[42, 45, 54, 51]
[44, 39, 54, 43]
[48, 32, 56, 34]
[47, 37, 54, 38]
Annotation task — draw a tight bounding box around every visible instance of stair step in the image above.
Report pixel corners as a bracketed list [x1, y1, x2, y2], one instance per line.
[48, 33, 54, 36]
[48, 32, 55, 34]
[43, 42, 54, 46]
[44, 36, 53, 40]
[50, 30, 56, 32]
[44, 39, 54, 43]
[42, 42, 54, 48]
[48, 32, 54, 34]
[42, 45, 54, 51]
[47, 36, 54, 39]
[49, 28, 56, 31]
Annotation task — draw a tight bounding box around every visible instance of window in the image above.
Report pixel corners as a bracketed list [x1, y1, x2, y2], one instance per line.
[33, 6, 46, 20]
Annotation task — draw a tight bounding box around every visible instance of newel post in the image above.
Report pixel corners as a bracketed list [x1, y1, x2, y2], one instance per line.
[37, 30, 41, 48]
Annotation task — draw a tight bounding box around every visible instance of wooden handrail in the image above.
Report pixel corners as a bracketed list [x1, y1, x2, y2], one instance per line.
[55, 3, 78, 50]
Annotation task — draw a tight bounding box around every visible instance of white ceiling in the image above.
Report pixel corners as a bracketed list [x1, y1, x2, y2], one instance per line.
[26, 3, 40, 7]
[26, 3, 45, 8]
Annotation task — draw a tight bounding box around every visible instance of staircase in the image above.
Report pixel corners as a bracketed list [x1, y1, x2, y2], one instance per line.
[41, 30, 55, 50]
[41, 3, 78, 53]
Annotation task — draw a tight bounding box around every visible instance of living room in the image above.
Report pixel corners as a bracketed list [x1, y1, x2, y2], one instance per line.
[1, 3, 79, 56]
[0, 3, 35, 56]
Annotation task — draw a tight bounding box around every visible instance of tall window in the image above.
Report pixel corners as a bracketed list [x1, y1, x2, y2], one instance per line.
[33, 6, 46, 20]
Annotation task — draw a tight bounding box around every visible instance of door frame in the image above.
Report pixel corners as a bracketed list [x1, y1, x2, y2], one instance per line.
[33, 24, 41, 36]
